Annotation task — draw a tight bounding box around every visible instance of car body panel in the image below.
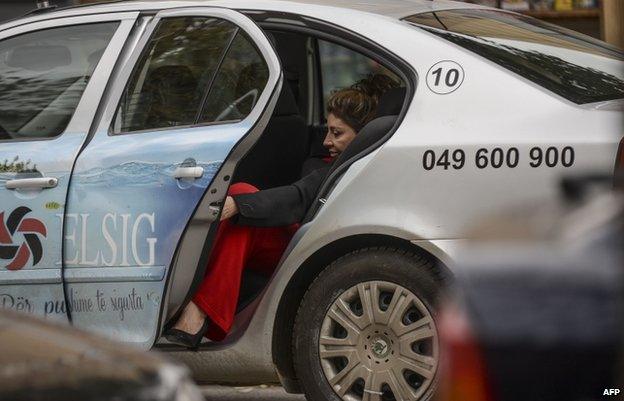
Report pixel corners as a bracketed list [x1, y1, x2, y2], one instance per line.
[173, 6, 622, 382]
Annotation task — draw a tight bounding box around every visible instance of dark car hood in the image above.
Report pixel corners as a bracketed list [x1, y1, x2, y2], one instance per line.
[0, 310, 187, 401]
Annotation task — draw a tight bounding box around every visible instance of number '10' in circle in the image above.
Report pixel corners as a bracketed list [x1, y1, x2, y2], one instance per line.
[426, 61, 465, 95]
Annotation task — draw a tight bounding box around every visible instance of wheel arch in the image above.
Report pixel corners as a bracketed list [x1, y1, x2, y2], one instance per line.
[271, 233, 453, 393]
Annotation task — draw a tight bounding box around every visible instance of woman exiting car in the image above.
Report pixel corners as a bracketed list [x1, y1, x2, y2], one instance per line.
[165, 74, 398, 348]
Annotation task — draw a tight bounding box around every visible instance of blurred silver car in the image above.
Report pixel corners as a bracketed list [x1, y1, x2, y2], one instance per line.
[0, 1, 622, 401]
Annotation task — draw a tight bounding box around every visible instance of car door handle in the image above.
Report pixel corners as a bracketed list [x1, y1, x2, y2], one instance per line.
[173, 166, 204, 179]
[5, 177, 58, 190]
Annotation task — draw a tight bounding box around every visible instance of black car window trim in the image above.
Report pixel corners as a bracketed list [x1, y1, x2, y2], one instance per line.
[252, 13, 414, 126]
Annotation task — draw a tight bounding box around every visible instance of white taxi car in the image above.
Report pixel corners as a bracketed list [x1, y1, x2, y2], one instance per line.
[0, 1, 622, 400]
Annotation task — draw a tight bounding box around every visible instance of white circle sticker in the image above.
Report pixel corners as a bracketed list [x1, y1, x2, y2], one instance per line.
[426, 61, 465, 95]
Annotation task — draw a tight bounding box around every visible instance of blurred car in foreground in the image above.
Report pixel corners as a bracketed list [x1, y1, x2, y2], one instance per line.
[0, 310, 203, 401]
[438, 185, 624, 401]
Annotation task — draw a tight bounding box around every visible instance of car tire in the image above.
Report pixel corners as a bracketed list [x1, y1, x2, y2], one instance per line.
[293, 247, 443, 401]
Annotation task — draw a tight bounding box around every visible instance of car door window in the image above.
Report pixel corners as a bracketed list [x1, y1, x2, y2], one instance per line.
[318, 39, 400, 116]
[0, 23, 118, 141]
[198, 31, 269, 123]
[112, 17, 238, 133]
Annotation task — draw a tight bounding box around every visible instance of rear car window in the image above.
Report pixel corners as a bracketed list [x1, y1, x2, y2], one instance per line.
[318, 39, 401, 113]
[0, 22, 118, 141]
[404, 10, 624, 104]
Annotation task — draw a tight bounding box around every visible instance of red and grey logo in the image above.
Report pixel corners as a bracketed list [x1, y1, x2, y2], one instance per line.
[0, 207, 47, 271]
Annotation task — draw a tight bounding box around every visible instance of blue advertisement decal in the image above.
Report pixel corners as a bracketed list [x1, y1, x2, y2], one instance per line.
[65, 122, 249, 270]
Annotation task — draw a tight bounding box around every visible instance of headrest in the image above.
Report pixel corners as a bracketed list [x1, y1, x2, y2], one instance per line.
[147, 65, 196, 91]
[331, 115, 397, 170]
[375, 87, 406, 118]
[273, 81, 300, 117]
[302, 115, 397, 224]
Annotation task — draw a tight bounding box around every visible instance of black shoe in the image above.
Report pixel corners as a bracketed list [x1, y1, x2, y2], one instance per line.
[164, 318, 210, 350]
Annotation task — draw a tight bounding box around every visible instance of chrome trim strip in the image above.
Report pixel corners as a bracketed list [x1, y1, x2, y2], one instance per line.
[63, 266, 166, 283]
[0, 269, 62, 285]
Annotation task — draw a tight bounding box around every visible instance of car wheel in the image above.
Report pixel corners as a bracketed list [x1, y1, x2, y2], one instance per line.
[293, 247, 442, 401]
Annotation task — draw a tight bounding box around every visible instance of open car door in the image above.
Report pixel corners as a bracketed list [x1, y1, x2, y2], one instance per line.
[64, 7, 282, 348]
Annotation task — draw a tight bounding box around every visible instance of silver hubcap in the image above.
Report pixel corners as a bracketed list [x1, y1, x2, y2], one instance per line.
[319, 281, 438, 401]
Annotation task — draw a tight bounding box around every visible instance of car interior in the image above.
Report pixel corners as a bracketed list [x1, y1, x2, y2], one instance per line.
[229, 28, 408, 317]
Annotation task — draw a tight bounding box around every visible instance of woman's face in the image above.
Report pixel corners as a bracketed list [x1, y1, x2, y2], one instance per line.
[324, 113, 357, 158]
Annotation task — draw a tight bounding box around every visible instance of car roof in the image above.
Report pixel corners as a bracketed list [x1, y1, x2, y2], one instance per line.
[1, 0, 488, 31]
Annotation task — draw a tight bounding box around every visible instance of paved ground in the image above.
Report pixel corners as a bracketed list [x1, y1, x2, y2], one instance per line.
[201, 385, 306, 400]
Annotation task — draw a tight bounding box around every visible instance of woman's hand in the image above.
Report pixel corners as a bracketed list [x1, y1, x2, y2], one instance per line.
[220, 196, 239, 221]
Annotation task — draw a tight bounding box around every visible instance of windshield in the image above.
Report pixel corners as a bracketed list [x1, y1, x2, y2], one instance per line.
[404, 10, 624, 104]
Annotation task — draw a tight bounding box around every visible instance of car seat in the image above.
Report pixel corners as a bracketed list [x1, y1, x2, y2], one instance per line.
[300, 86, 407, 177]
[143, 65, 198, 129]
[375, 87, 406, 118]
[232, 82, 308, 189]
[328, 87, 406, 173]
[234, 84, 308, 313]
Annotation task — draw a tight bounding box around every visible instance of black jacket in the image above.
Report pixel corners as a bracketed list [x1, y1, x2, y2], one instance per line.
[232, 163, 330, 227]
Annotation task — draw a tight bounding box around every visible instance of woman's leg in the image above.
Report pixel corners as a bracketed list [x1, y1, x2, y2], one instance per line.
[195, 221, 299, 341]
[191, 217, 259, 340]
[175, 220, 298, 341]
[173, 182, 269, 341]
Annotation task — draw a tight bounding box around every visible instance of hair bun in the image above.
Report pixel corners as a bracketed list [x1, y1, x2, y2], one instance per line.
[351, 73, 400, 102]
[326, 73, 400, 132]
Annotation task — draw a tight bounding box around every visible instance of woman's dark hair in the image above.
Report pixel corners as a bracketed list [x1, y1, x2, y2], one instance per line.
[327, 73, 399, 132]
